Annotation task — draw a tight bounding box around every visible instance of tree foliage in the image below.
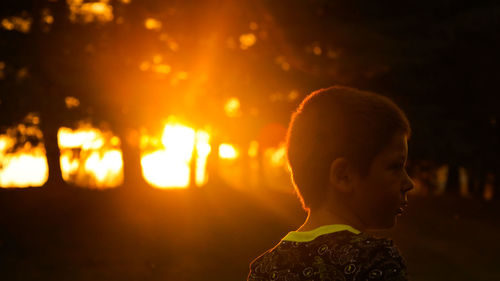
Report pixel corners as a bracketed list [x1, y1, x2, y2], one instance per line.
[0, 0, 498, 184]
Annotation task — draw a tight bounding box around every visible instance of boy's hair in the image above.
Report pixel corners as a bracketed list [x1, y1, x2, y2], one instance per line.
[286, 86, 411, 211]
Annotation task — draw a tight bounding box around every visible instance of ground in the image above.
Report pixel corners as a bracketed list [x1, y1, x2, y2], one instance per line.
[0, 182, 499, 281]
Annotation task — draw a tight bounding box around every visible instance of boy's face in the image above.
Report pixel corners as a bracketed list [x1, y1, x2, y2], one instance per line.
[350, 132, 414, 229]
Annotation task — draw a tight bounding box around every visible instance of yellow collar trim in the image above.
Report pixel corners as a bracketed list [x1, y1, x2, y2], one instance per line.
[282, 224, 361, 242]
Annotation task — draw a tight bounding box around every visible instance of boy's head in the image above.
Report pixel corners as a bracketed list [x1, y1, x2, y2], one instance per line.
[286, 86, 412, 214]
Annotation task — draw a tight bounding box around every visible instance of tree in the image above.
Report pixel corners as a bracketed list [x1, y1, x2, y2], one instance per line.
[1, 0, 498, 189]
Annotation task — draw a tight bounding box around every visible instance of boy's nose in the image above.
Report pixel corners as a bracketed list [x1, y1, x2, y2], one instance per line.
[402, 176, 415, 192]
[401, 174, 415, 193]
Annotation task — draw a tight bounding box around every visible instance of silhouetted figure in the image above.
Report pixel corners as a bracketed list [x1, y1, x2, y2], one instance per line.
[248, 86, 414, 281]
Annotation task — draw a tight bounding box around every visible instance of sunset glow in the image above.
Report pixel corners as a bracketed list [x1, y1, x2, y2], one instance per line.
[0, 130, 48, 188]
[195, 131, 211, 186]
[248, 140, 259, 158]
[58, 125, 123, 188]
[140, 120, 211, 188]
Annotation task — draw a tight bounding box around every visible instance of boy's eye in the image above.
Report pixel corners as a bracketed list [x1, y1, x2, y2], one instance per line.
[390, 162, 404, 170]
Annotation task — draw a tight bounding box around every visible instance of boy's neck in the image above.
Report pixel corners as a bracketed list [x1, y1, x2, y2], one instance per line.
[298, 207, 366, 232]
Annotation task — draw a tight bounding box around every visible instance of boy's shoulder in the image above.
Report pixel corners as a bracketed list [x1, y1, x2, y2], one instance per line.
[248, 231, 408, 281]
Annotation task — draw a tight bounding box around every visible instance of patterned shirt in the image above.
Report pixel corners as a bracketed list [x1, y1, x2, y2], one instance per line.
[248, 225, 408, 281]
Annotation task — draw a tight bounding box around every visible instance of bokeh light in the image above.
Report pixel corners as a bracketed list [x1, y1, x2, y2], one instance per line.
[224, 97, 241, 118]
[144, 18, 162, 30]
[67, 0, 113, 23]
[219, 143, 238, 160]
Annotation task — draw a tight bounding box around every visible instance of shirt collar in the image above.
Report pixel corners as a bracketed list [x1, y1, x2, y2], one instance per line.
[282, 224, 361, 242]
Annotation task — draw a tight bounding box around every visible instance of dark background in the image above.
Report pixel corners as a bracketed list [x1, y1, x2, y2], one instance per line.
[0, 0, 499, 280]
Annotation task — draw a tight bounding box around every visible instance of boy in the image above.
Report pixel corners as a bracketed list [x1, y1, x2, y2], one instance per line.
[248, 86, 414, 281]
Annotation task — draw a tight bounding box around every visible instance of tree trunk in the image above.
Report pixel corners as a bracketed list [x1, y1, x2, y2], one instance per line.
[206, 138, 221, 186]
[41, 119, 65, 189]
[117, 129, 146, 189]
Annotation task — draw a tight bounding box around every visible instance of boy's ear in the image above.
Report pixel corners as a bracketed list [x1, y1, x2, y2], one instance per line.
[328, 158, 352, 193]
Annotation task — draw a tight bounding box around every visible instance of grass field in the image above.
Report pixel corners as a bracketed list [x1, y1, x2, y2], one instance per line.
[0, 183, 499, 281]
